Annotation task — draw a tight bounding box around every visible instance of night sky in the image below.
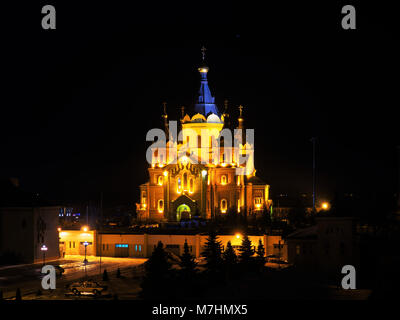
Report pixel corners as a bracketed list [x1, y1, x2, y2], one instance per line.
[1, 1, 398, 205]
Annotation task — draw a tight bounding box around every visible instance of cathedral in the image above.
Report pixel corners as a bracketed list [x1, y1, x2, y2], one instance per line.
[137, 52, 271, 222]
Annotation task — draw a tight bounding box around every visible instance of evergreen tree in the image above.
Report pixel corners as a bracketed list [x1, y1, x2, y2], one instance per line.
[179, 240, 198, 297]
[140, 241, 172, 298]
[238, 234, 254, 266]
[180, 240, 197, 278]
[201, 230, 222, 275]
[223, 241, 237, 265]
[255, 239, 266, 269]
[222, 241, 238, 279]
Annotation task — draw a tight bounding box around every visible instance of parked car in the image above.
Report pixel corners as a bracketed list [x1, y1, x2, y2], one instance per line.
[68, 280, 107, 296]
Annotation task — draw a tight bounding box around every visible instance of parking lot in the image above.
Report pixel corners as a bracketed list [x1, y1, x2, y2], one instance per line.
[0, 255, 147, 300]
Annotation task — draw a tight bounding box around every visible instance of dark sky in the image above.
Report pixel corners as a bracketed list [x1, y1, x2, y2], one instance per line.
[1, 1, 399, 204]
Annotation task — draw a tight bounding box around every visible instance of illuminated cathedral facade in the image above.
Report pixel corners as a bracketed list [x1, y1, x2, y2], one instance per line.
[136, 56, 271, 222]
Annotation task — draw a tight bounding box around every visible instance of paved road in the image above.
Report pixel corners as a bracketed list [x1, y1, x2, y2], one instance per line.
[0, 255, 147, 299]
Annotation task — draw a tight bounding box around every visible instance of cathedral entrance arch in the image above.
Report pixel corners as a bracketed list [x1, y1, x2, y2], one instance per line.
[176, 204, 191, 221]
[172, 194, 196, 221]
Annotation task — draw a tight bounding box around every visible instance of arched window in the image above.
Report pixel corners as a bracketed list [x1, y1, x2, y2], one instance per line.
[158, 175, 163, 186]
[158, 199, 164, 212]
[254, 197, 263, 210]
[221, 175, 227, 185]
[141, 191, 147, 205]
[177, 177, 182, 192]
[221, 199, 227, 213]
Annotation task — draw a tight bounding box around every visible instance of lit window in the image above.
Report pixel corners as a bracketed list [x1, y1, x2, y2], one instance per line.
[158, 199, 164, 212]
[296, 245, 300, 255]
[141, 191, 147, 205]
[221, 199, 227, 213]
[177, 177, 182, 193]
[221, 175, 227, 185]
[158, 175, 163, 186]
[254, 197, 263, 210]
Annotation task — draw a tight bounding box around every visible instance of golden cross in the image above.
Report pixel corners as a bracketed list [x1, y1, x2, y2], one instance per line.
[239, 105, 243, 117]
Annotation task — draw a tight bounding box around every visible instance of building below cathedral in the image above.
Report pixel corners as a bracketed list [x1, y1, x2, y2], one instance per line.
[136, 56, 271, 222]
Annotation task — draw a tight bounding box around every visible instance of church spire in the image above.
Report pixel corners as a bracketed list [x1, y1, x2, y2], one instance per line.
[237, 105, 244, 129]
[194, 46, 219, 116]
[236, 104, 246, 144]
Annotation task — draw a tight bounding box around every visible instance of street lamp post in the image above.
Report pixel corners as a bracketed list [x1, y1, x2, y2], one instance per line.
[41, 245, 48, 266]
[83, 241, 88, 264]
[311, 137, 317, 213]
[84, 241, 88, 278]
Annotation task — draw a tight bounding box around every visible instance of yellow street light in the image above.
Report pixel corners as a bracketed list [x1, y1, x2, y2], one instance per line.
[321, 202, 329, 210]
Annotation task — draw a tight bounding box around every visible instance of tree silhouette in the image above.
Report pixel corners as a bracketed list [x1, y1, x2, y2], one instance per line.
[223, 241, 237, 265]
[201, 230, 222, 276]
[180, 240, 197, 278]
[238, 234, 254, 270]
[179, 240, 198, 297]
[140, 241, 172, 299]
[255, 239, 266, 269]
[222, 241, 238, 279]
